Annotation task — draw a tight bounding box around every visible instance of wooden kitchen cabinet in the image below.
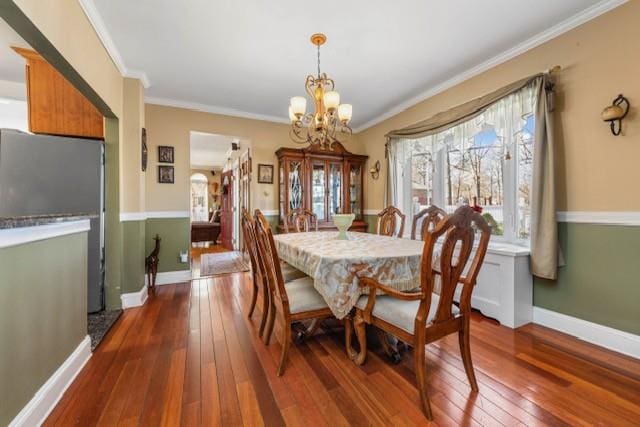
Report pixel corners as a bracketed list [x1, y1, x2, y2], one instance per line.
[12, 47, 104, 139]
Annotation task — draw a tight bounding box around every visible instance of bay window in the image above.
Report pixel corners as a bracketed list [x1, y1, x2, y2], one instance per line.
[390, 84, 536, 244]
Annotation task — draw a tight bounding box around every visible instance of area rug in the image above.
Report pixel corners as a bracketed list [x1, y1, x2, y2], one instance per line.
[88, 309, 122, 350]
[200, 251, 250, 277]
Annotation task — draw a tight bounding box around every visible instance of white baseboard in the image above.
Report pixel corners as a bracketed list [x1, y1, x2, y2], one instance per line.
[532, 307, 640, 359]
[9, 335, 91, 427]
[145, 269, 192, 286]
[120, 284, 148, 309]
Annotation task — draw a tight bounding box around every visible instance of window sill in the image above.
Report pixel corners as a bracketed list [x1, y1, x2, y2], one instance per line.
[486, 241, 530, 257]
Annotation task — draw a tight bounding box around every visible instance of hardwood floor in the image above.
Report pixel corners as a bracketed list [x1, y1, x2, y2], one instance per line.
[46, 274, 640, 426]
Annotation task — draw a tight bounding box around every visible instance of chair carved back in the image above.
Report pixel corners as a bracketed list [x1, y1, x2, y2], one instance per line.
[376, 205, 406, 238]
[417, 205, 491, 327]
[254, 211, 291, 312]
[241, 209, 262, 279]
[254, 209, 271, 232]
[411, 206, 446, 240]
[284, 208, 318, 233]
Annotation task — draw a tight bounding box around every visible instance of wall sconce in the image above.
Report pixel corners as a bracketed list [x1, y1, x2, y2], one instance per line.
[369, 160, 380, 180]
[602, 94, 630, 136]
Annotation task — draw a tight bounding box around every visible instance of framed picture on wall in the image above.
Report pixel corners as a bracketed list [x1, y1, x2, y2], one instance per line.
[158, 145, 174, 163]
[158, 165, 174, 183]
[257, 164, 273, 184]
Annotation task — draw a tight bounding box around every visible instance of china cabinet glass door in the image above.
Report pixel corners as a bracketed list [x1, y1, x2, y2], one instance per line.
[349, 162, 363, 220]
[311, 162, 326, 221]
[329, 162, 342, 216]
[288, 160, 303, 211]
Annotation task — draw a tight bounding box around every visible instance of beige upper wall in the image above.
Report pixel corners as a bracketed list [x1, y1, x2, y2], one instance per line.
[144, 104, 366, 212]
[358, 1, 639, 213]
[121, 78, 145, 213]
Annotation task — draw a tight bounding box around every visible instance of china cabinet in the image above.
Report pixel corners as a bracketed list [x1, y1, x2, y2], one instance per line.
[276, 142, 368, 232]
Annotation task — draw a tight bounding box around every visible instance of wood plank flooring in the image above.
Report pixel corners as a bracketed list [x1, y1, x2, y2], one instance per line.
[45, 273, 640, 426]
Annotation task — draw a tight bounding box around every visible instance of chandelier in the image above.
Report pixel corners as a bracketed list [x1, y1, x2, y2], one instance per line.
[288, 33, 353, 151]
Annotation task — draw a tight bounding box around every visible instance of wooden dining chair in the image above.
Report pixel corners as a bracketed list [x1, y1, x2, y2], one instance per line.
[349, 205, 491, 419]
[254, 213, 333, 376]
[284, 208, 318, 233]
[254, 209, 306, 283]
[241, 209, 270, 338]
[411, 206, 447, 240]
[376, 205, 406, 237]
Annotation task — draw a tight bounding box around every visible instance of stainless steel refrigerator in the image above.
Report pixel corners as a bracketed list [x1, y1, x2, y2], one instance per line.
[0, 129, 104, 312]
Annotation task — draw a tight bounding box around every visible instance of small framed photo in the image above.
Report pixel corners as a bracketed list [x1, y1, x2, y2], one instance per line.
[158, 145, 174, 163]
[257, 164, 274, 184]
[158, 165, 174, 183]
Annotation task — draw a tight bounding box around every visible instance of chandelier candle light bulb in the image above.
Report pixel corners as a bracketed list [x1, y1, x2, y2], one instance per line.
[288, 33, 353, 151]
[338, 104, 352, 123]
[290, 96, 307, 118]
[324, 91, 340, 111]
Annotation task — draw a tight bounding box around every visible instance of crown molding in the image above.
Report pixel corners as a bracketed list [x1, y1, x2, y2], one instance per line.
[78, 0, 151, 88]
[145, 96, 289, 125]
[353, 0, 628, 133]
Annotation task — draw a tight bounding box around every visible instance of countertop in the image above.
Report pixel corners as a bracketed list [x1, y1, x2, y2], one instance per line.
[0, 212, 99, 229]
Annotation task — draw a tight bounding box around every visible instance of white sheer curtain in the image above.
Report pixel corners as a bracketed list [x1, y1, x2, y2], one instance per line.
[385, 84, 536, 242]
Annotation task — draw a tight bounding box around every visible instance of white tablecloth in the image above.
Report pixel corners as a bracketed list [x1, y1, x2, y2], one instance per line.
[273, 231, 424, 319]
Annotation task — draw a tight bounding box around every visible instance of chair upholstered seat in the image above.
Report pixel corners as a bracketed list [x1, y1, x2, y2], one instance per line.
[285, 276, 328, 314]
[281, 262, 307, 282]
[355, 293, 459, 334]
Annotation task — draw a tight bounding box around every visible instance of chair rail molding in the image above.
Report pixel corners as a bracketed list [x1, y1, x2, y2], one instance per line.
[556, 211, 640, 226]
[119, 211, 191, 221]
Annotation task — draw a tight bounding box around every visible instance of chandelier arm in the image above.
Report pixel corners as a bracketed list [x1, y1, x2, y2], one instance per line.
[305, 75, 316, 100]
[325, 77, 335, 91]
[290, 124, 309, 144]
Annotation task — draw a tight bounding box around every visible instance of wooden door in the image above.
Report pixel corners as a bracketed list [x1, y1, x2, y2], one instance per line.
[239, 150, 251, 252]
[219, 170, 234, 250]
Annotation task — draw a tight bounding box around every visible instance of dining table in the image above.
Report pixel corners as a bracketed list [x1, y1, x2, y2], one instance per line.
[273, 230, 425, 319]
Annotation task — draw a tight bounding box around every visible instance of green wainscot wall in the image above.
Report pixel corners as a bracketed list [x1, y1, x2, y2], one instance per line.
[145, 217, 191, 273]
[533, 222, 640, 335]
[0, 232, 88, 425]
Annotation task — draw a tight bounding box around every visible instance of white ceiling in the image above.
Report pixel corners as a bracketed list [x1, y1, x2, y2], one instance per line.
[76, 1, 627, 130]
[0, 18, 30, 93]
[190, 131, 238, 168]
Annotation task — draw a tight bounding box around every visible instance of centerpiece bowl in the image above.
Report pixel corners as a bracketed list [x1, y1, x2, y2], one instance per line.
[332, 213, 355, 240]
